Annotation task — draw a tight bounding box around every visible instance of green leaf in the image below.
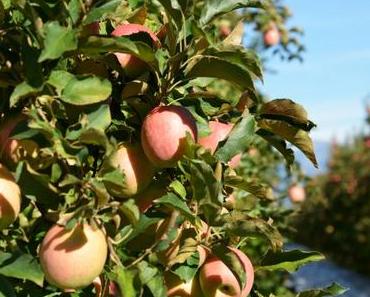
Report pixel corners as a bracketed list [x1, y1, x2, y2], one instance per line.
[83, 0, 122, 24]
[206, 45, 263, 81]
[113, 266, 136, 297]
[156, 0, 183, 28]
[67, 0, 81, 24]
[47, 70, 75, 95]
[224, 175, 273, 200]
[224, 214, 283, 251]
[0, 251, 44, 287]
[61, 76, 112, 105]
[259, 99, 316, 131]
[79, 36, 155, 63]
[85, 104, 112, 130]
[137, 261, 166, 297]
[0, 276, 16, 297]
[38, 21, 78, 62]
[189, 160, 222, 224]
[215, 114, 255, 163]
[120, 199, 140, 226]
[296, 283, 348, 297]
[185, 55, 255, 90]
[169, 179, 187, 199]
[259, 249, 325, 272]
[10, 81, 39, 107]
[156, 193, 195, 223]
[257, 118, 318, 168]
[257, 129, 295, 166]
[199, 0, 264, 26]
[126, 215, 161, 243]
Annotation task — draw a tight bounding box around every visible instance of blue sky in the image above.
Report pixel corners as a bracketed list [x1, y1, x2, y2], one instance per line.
[257, 0, 370, 142]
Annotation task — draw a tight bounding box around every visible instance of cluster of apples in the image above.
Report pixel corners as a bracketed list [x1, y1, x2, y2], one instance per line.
[166, 246, 254, 297]
[0, 22, 254, 296]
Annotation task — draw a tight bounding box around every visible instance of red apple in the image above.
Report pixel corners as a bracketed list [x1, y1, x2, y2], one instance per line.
[0, 163, 21, 230]
[111, 23, 160, 78]
[141, 105, 198, 168]
[105, 144, 155, 198]
[199, 247, 254, 297]
[198, 121, 242, 168]
[288, 184, 306, 203]
[39, 223, 108, 290]
[263, 25, 280, 46]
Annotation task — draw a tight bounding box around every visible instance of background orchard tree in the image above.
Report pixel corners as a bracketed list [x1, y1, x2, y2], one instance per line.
[0, 0, 347, 297]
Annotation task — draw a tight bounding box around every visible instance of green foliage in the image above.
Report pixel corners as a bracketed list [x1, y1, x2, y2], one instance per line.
[0, 0, 341, 296]
[292, 124, 370, 276]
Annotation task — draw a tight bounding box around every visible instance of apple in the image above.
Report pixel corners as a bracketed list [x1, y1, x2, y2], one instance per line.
[0, 163, 21, 230]
[104, 144, 155, 198]
[0, 115, 38, 167]
[111, 23, 160, 78]
[263, 24, 280, 46]
[288, 184, 306, 203]
[199, 247, 254, 297]
[165, 246, 208, 297]
[141, 105, 198, 168]
[198, 121, 241, 168]
[165, 272, 204, 297]
[39, 223, 108, 290]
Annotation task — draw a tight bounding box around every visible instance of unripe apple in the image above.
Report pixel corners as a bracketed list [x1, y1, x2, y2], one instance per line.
[0, 163, 21, 230]
[263, 25, 280, 46]
[141, 105, 198, 168]
[39, 223, 108, 290]
[288, 184, 306, 203]
[198, 121, 241, 168]
[199, 247, 254, 297]
[105, 144, 155, 198]
[111, 23, 160, 78]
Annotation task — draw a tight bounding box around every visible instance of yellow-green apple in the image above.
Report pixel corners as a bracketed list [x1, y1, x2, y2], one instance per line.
[288, 184, 306, 203]
[263, 24, 280, 46]
[104, 143, 155, 198]
[111, 23, 160, 78]
[198, 121, 241, 168]
[39, 223, 108, 290]
[141, 105, 198, 168]
[199, 247, 254, 297]
[0, 163, 21, 230]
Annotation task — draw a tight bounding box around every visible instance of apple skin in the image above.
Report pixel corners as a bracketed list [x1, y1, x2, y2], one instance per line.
[288, 184, 306, 203]
[141, 105, 198, 168]
[39, 223, 108, 290]
[0, 163, 21, 230]
[111, 23, 160, 78]
[105, 144, 155, 198]
[198, 121, 241, 168]
[165, 272, 204, 297]
[0, 115, 38, 167]
[263, 26, 280, 46]
[199, 247, 254, 297]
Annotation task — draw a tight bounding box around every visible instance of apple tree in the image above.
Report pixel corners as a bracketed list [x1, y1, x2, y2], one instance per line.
[0, 0, 346, 296]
